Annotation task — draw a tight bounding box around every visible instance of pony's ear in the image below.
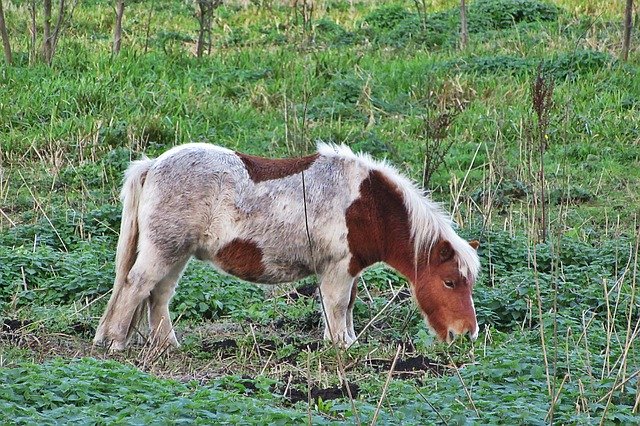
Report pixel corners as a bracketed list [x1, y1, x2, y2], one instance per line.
[469, 240, 480, 250]
[437, 240, 455, 263]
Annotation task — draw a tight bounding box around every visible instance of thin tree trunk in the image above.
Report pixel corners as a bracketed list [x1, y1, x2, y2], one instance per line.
[622, 0, 634, 61]
[0, 0, 12, 65]
[196, 1, 206, 58]
[460, 0, 468, 49]
[43, 0, 52, 63]
[143, 0, 154, 54]
[49, 0, 65, 62]
[113, 0, 125, 54]
[195, 1, 220, 58]
[29, 0, 37, 64]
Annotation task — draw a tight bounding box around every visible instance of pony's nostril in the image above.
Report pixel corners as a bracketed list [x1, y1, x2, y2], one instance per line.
[448, 330, 455, 341]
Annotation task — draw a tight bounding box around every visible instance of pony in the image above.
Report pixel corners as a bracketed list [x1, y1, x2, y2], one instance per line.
[94, 142, 481, 351]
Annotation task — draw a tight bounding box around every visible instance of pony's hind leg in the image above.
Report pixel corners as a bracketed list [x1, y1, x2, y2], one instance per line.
[147, 259, 189, 348]
[97, 250, 183, 351]
[319, 261, 357, 347]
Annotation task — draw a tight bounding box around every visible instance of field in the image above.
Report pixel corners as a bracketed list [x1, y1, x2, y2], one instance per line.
[1, 0, 639, 423]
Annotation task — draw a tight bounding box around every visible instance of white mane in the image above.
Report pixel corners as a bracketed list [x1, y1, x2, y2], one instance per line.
[317, 142, 480, 281]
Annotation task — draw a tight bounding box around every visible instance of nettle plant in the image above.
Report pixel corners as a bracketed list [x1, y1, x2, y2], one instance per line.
[474, 229, 636, 330]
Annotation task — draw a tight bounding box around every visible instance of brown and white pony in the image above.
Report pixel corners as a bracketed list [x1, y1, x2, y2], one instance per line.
[94, 143, 481, 351]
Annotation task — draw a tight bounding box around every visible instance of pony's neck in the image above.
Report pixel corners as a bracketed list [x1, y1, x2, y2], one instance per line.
[345, 170, 421, 279]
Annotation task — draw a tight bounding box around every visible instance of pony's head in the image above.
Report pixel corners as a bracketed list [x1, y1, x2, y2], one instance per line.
[412, 239, 480, 342]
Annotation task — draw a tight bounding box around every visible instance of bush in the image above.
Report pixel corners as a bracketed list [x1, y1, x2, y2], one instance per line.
[314, 18, 356, 46]
[471, 0, 559, 31]
[362, 4, 414, 31]
[542, 50, 614, 81]
[447, 55, 532, 75]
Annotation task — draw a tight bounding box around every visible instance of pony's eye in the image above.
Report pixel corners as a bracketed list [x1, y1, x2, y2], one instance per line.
[444, 280, 455, 289]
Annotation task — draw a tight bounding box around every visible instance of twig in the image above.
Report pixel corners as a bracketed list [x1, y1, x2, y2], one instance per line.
[447, 354, 479, 417]
[545, 373, 569, 422]
[413, 384, 449, 425]
[371, 344, 402, 426]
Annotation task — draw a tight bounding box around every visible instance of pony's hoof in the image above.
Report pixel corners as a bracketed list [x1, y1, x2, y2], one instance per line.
[324, 331, 356, 349]
[93, 336, 126, 353]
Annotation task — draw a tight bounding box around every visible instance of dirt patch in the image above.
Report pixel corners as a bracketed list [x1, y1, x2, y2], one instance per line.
[281, 382, 360, 404]
[274, 311, 321, 332]
[368, 355, 446, 378]
[396, 288, 412, 301]
[201, 338, 239, 357]
[2, 319, 32, 333]
[70, 321, 95, 337]
[1, 319, 34, 342]
[284, 282, 317, 300]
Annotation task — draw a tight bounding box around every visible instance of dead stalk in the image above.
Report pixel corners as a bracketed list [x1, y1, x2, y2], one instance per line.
[249, 323, 262, 359]
[371, 345, 402, 426]
[602, 278, 612, 379]
[306, 350, 312, 425]
[622, 226, 639, 381]
[450, 143, 482, 221]
[598, 369, 640, 407]
[353, 283, 406, 345]
[413, 385, 449, 425]
[447, 354, 479, 417]
[545, 373, 569, 422]
[531, 242, 552, 398]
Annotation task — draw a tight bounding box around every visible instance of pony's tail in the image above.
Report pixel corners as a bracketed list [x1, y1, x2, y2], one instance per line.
[94, 158, 154, 347]
[115, 158, 153, 297]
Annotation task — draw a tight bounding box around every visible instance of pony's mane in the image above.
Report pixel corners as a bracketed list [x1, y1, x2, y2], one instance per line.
[317, 142, 480, 281]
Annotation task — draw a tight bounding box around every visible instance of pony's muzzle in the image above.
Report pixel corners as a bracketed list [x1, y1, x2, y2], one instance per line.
[447, 323, 479, 342]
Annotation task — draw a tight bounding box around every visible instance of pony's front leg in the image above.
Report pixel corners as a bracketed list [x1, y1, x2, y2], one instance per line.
[318, 262, 357, 347]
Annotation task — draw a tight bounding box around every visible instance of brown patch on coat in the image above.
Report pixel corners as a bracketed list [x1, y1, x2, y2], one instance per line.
[236, 152, 320, 183]
[345, 170, 414, 277]
[215, 238, 265, 282]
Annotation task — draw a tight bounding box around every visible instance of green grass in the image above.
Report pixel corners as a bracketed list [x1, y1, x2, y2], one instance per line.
[1, 0, 639, 424]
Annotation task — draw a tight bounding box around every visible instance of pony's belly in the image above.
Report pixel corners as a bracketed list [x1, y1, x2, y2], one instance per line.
[212, 261, 312, 285]
[204, 239, 314, 285]
[260, 261, 314, 284]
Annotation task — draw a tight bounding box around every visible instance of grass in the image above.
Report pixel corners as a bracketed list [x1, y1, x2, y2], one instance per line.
[1, 0, 639, 424]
